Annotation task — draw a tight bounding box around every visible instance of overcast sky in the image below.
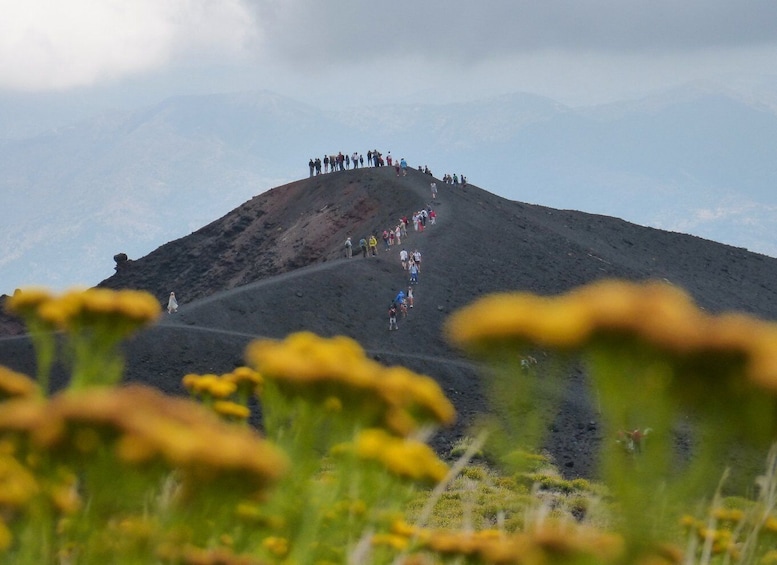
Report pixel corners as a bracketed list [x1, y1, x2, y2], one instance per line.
[2, 1, 777, 110]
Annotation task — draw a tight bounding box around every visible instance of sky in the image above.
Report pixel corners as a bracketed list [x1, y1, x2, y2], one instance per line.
[2, 0, 777, 113]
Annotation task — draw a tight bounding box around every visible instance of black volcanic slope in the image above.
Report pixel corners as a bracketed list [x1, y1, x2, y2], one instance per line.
[2, 166, 777, 478]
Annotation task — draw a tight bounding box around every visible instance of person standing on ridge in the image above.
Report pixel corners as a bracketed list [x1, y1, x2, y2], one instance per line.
[368, 234, 378, 256]
[167, 292, 178, 314]
[359, 237, 368, 258]
[344, 237, 353, 258]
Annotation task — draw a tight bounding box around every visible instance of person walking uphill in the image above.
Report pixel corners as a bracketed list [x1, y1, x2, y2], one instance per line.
[409, 262, 419, 285]
[388, 303, 399, 331]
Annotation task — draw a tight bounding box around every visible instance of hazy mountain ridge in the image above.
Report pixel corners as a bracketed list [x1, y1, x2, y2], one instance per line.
[3, 83, 777, 292]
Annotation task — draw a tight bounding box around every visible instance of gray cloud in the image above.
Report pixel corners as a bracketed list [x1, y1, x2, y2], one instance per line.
[253, 0, 777, 66]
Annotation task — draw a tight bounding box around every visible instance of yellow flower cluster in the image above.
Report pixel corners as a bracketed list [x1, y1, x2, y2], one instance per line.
[156, 542, 265, 565]
[245, 332, 455, 435]
[681, 516, 740, 559]
[182, 368, 263, 422]
[261, 535, 289, 557]
[711, 507, 745, 524]
[213, 401, 251, 421]
[183, 367, 263, 400]
[7, 287, 160, 331]
[350, 428, 449, 484]
[445, 279, 777, 392]
[0, 366, 39, 400]
[0, 385, 287, 493]
[388, 521, 624, 564]
[183, 373, 238, 399]
[224, 366, 264, 395]
[3, 287, 54, 318]
[0, 452, 39, 510]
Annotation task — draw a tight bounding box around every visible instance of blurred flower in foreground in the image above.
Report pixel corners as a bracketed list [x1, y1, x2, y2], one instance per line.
[335, 428, 449, 485]
[445, 279, 777, 556]
[6, 287, 162, 390]
[245, 332, 455, 436]
[445, 279, 777, 395]
[0, 367, 39, 401]
[0, 385, 287, 496]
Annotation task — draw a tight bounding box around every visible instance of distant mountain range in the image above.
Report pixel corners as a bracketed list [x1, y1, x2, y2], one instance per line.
[2, 81, 777, 293]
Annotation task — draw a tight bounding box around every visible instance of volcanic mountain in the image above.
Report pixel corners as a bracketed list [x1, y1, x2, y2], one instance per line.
[3, 166, 777, 478]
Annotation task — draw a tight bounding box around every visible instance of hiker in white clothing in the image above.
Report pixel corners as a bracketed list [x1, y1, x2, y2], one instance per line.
[399, 248, 409, 270]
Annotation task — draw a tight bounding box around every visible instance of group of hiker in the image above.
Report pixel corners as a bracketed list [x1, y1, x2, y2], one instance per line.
[342, 201, 439, 331]
[441, 173, 466, 186]
[388, 246, 423, 331]
[307, 149, 396, 176]
[308, 150, 446, 179]
[309, 152, 364, 174]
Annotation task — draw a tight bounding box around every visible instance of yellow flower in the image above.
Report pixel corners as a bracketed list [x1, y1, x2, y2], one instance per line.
[181, 373, 200, 393]
[763, 515, 777, 533]
[246, 332, 455, 435]
[0, 366, 39, 400]
[157, 543, 265, 565]
[446, 279, 777, 399]
[4, 287, 54, 316]
[0, 385, 287, 494]
[378, 367, 456, 428]
[207, 379, 238, 399]
[0, 453, 39, 508]
[213, 400, 250, 421]
[183, 374, 237, 398]
[355, 429, 448, 484]
[22, 287, 160, 332]
[223, 366, 264, 396]
[262, 535, 289, 557]
[445, 292, 593, 350]
[712, 507, 745, 523]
